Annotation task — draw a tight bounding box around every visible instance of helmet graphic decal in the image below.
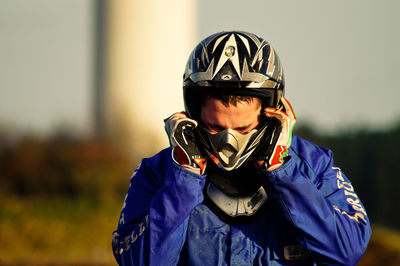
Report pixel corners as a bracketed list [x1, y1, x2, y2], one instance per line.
[213, 34, 242, 79]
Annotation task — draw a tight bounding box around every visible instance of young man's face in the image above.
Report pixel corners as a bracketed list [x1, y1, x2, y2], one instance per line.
[200, 97, 261, 134]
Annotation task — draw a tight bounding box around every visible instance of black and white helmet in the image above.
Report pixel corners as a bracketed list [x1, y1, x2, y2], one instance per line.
[183, 31, 285, 171]
[184, 31, 284, 119]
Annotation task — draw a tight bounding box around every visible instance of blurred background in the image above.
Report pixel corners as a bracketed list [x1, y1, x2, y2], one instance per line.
[0, 0, 399, 264]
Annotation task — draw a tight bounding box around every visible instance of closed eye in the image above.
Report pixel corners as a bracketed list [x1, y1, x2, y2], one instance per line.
[207, 124, 226, 133]
[206, 123, 253, 134]
[235, 125, 250, 131]
[233, 125, 253, 134]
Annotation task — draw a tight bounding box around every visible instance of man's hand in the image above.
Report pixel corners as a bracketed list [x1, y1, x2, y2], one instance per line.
[164, 112, 207, 175]
[254, 97, 296, 171]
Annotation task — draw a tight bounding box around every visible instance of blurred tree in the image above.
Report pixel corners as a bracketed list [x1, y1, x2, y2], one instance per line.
[0, 131, 133, 202]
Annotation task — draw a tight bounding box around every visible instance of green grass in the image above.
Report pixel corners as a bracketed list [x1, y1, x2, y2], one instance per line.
[0, 196, 123, 265]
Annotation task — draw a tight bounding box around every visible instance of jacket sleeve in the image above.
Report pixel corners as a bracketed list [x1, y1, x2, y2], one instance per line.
[267, 137, 371, 265]
[111, 149, 206, 266]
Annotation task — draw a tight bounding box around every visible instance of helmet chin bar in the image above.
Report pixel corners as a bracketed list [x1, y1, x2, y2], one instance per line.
[200, 124, 268, 171]
[210, 128, 257, 166]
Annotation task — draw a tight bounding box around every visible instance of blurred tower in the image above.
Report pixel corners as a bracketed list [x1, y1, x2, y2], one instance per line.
[94, 0, 197, 158]
[94, 0, 107, 138]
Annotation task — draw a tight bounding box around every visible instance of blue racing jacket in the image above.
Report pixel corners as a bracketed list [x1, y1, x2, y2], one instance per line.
[112, 135, 371, 265]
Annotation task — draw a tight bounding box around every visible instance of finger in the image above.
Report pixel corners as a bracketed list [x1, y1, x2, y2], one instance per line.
[264, 108, 289, 120]
[164, 112, 187, 123]
[280, 97, 296, 120]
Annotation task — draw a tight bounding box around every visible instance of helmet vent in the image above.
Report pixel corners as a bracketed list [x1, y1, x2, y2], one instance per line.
[219, 144, 237, 164]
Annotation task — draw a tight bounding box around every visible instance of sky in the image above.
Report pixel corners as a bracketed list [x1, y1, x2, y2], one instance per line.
[198, 0, 400, 133]
[0, 0, 93, 136]
[0, 0, 399, 140]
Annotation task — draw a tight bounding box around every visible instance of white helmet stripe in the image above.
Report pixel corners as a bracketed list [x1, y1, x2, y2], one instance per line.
[266, 48, 276, 77]
[212, 34, 228, 54]
[238, 34, 251, 55]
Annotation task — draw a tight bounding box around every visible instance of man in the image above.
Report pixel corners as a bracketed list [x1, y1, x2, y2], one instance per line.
[112, 31, 371, 265]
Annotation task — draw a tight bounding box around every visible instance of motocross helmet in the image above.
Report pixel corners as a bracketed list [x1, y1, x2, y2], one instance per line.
[183, 31, 284, 171]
